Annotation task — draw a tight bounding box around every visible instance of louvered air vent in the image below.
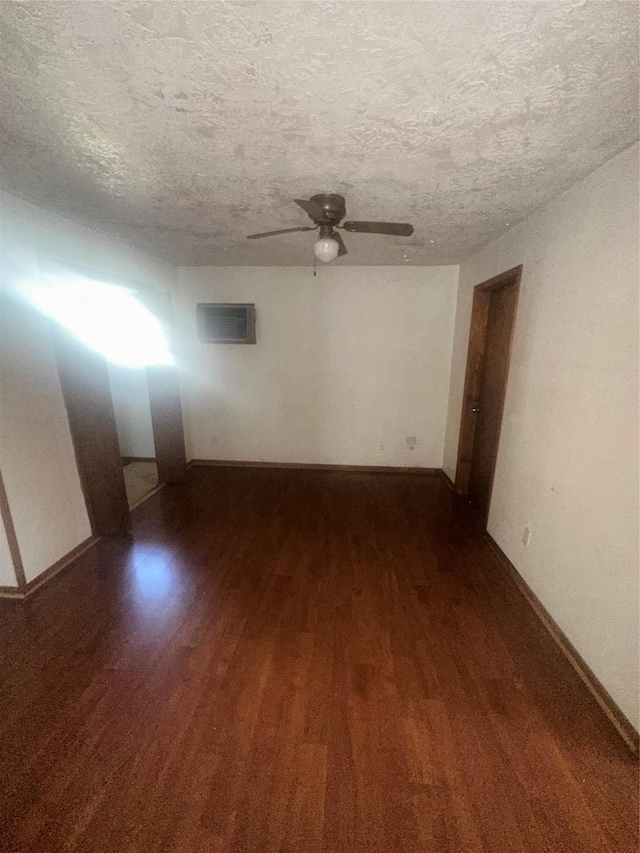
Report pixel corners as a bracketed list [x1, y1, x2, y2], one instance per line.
[197, 303, 256, 344]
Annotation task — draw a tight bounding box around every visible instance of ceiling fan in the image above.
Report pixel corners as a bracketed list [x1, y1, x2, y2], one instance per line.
[247, 194, 414, 264]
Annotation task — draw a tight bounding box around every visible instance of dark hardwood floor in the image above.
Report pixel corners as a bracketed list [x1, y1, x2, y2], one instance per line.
[0, 467, 637, 852]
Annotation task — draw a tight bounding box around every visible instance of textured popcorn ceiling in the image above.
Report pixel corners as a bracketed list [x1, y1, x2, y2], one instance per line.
[0, 1, 638, 266]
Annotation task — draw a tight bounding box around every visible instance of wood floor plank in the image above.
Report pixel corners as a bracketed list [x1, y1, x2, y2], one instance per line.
[0, 467, 637, 852]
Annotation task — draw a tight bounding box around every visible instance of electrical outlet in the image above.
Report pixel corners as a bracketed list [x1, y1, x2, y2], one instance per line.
[521, 525, 532, 547]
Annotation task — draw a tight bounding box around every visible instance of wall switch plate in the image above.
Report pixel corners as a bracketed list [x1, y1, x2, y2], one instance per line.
[522, 525, 532, 547]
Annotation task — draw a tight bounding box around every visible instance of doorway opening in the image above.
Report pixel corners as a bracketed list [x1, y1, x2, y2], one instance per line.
[455, 265, 522, 522]
[108, 364, 160, 509]
[33, 264, 187, 538]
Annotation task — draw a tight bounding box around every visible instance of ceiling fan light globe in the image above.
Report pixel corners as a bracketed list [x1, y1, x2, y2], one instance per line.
[314, 237, 340, 263]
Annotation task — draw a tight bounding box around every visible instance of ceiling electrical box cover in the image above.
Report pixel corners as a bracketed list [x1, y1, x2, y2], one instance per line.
[197, 303, 256, 344]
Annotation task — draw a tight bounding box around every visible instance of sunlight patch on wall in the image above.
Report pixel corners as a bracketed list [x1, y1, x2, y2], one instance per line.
[26, 270, 173, 368]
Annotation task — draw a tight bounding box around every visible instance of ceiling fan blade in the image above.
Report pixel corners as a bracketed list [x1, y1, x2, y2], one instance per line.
[247, 226, 315, 239]
[333, 230, 348, 257]
[342, 221, 414, 236]
[294, 198, 325, 220]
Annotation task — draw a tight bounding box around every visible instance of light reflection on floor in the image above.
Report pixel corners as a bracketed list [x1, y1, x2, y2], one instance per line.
[130, 547, 182, 620]
[134, 556, 175, 601]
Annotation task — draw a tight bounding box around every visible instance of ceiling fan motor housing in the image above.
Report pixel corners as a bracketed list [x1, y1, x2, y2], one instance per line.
[309, 193, 346, 225]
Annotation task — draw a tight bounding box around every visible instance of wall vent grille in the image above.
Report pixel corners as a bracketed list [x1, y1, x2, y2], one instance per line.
[197, 303, 256, 344]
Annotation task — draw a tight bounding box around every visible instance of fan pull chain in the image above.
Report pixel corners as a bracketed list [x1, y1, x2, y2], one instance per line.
[313, 254, 317, 277]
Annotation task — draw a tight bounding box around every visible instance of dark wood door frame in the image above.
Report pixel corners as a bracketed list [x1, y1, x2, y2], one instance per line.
[53, 323, 132, 537]
[142, 291, 187, 485]
[147, 364, 187, 484]
[0, 469, 28, 592]
[454, 265, 522, 514]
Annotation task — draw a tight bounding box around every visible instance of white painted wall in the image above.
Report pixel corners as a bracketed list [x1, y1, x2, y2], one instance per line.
[0, 509, 17, 587]
[0, 191, 175, 584]
[177, 266, 459, 468]
[443, 144, 640, 728]
[107, 365, 156, 459]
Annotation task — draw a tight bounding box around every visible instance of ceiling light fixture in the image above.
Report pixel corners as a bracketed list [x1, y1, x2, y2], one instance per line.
[247, 194, 413, 267]
[314, 235, 340, 263]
